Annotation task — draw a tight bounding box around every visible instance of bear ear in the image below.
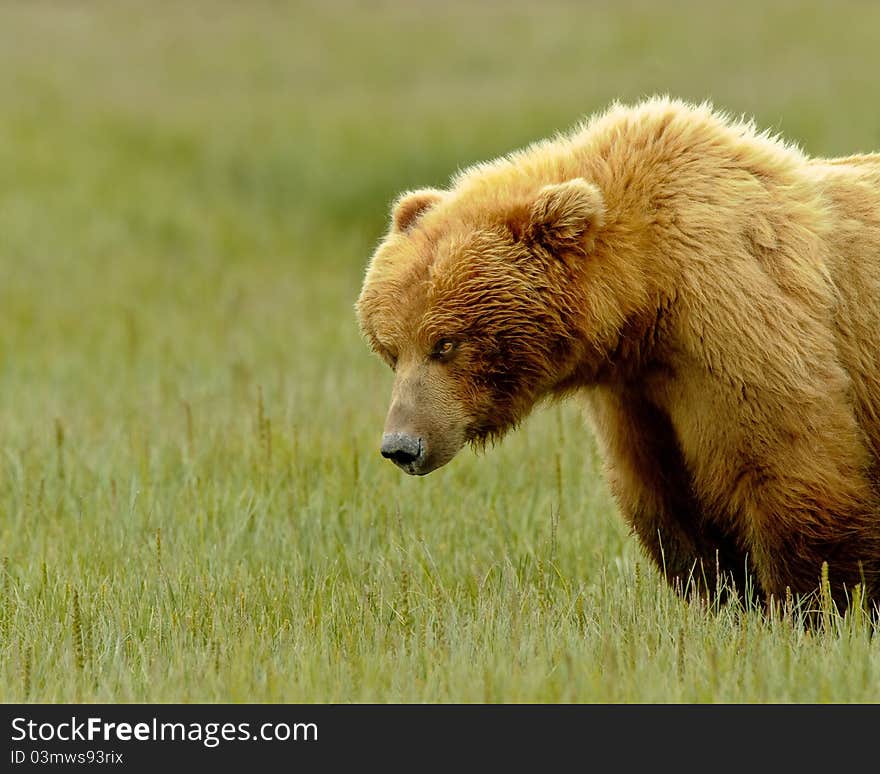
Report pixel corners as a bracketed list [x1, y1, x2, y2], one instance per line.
[526, 178, 605, 256]
[390, 188, 445, 233]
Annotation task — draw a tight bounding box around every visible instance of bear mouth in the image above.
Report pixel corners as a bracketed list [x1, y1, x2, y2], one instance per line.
[393, 455, 440, 476]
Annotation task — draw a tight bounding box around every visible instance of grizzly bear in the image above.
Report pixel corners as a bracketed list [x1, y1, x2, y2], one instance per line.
[355, 97, 880, 611]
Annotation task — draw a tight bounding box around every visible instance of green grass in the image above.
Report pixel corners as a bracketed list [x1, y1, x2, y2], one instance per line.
[1, 0, 879, 702]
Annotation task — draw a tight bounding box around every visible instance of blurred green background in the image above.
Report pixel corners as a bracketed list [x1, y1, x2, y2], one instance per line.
[1, 1, 878, 702]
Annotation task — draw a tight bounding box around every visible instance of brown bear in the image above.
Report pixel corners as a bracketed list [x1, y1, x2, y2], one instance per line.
[355, 97, 880, 611]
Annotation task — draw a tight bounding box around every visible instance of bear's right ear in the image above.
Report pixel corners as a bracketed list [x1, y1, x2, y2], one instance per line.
[390, 188, 445, 233]
[526, 178, 605, 256]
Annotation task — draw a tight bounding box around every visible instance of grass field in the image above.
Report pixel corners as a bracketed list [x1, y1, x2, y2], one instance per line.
[1, 0, 879, 702]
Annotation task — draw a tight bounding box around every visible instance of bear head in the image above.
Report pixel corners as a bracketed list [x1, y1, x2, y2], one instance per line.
[355, 177, 608, 475]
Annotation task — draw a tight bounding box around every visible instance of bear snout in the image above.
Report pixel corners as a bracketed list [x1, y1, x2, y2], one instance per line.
[381, 431, 424, 473]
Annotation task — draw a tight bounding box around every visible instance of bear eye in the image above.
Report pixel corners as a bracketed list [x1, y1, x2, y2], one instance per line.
[430, 338, 457, 361]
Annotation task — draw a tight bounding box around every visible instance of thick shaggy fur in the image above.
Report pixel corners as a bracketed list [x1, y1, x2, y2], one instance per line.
[356, 98, 880, 609]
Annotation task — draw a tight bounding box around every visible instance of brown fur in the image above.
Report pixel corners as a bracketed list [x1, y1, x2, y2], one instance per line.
[356, 98, 880, 611]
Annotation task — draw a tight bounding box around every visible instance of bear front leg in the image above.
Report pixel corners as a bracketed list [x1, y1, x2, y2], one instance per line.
[585, 389, 751, 600]
[740, 466, 880, 612]
[690, 383, 880, 613]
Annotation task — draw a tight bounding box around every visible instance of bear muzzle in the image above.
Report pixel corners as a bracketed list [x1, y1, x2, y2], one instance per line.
[380, 367, 469, 475]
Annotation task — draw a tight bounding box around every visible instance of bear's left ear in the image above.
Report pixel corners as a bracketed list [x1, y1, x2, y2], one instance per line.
[390, 188, 445, 233]
[526, 178, 605, 256]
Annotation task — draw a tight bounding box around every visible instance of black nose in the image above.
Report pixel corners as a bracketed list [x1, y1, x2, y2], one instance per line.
[381, 433, 422, 465]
